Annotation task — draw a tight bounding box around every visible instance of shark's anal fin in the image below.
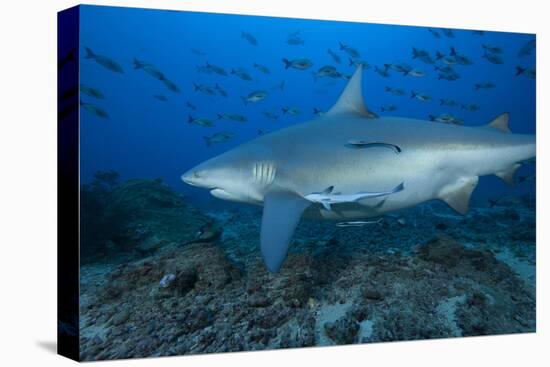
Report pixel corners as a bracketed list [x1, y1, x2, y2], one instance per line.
[325, 67, 378, 119]
[260, 192, 311, 272]
[495, 163, 521, 186]
[439, 176, 479, 215]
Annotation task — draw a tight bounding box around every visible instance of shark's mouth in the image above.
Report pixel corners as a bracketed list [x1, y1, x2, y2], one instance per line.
[210, 188, 227, 197]
[210, 188, 243, 202]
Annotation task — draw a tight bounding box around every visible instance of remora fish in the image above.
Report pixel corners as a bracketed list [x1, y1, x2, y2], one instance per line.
[181, 67, 535, 272]
[304, 183, 404, 211]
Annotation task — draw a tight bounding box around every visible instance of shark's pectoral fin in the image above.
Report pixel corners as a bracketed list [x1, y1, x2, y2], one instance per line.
[260, 192, 311, 272]
[325, 67, 378, 119]
[495, 163, 521, 185]
[438, 176, 479, 215]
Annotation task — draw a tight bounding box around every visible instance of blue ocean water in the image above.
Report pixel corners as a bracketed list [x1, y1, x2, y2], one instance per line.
[78, 5, 536, 209]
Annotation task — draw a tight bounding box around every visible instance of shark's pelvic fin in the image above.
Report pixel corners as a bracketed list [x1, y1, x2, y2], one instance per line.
[439, 176, 479, 215]
[487, 113, 511, 133]
[495, 163, 521, 185]
[260, 192, 311, 272]
[322, 201, 332, 211]
[325, 67, 378, 119]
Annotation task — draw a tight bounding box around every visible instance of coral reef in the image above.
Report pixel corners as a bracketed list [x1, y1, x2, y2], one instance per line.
[80, 173, 209, 262]
[79, 179, 535, 360]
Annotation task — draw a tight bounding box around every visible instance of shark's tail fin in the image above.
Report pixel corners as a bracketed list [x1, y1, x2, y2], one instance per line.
[216, 113, 223, 120]
[188, 115, 194, 123]
[241, 96, 248, 106]
[192, 83, 199, 91]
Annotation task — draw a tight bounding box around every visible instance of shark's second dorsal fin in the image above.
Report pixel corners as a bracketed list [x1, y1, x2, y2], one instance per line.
[487, 113, 510, 133]
[325, 67, 378, 119]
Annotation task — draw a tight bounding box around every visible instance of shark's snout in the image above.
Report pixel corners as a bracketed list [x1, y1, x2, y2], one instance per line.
[181, 169, 203, 187]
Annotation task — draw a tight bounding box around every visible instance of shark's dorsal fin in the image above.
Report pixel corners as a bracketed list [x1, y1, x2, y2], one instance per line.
[260, 192, 311, 272]
[322, 186, 334, 195]
[439, 176, 479, 215]
[325, 67, 378, 119]
[487, 113, 510, 133]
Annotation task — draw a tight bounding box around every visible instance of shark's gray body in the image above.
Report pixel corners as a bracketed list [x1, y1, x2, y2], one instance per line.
[182, 68, 535, 272]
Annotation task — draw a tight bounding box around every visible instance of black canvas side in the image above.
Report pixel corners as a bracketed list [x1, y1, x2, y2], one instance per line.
[57, 5, 80, 361]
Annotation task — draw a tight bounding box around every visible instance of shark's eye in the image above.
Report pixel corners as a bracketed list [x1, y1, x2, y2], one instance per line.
[193, 171, 200, 178]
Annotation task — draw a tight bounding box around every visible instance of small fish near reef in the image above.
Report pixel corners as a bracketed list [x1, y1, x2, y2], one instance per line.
[338, 41, 361, 58]
[133, 58, 165, 80]
[241, 31, 258, 46]
[217, 113, 247, 123]
[241, 90, 268, 105]
[80, 84, 105, 99]
[516, 66, 536, 79]
[84, 47, 124, 73]
[80, 100, 109, 119]
[282, 58, 313, 70]
[182, 224, 222, 245]
[286, 30, 305, 45]
[203, 132, 235, 146]
[188, 115, 215, 127]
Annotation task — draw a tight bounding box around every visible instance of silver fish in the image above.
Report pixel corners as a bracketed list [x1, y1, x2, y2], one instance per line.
[282, 58, 313, 70]
[336, 219, 384, 227]
[241, 90, 268, 105]
[188, 115, 214, 127]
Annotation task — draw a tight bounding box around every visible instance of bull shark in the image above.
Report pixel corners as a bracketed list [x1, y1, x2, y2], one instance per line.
[181, 67, 535, 272]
